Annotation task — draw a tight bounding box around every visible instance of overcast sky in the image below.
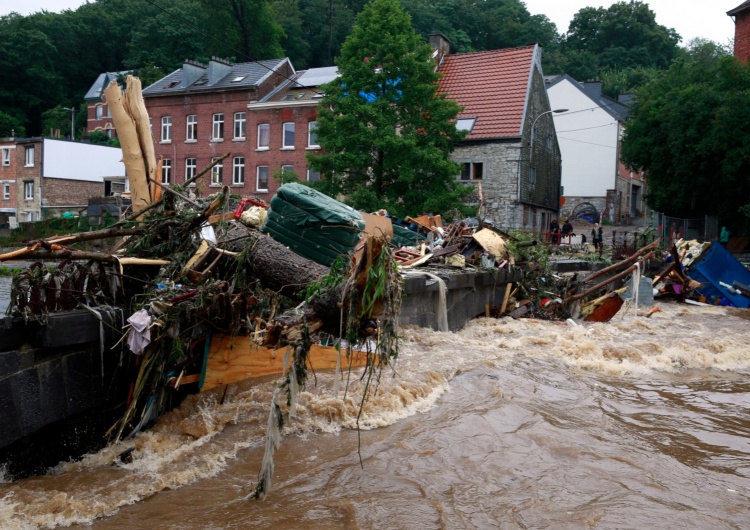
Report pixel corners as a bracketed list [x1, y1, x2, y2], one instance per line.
[0, 0, 741, 45]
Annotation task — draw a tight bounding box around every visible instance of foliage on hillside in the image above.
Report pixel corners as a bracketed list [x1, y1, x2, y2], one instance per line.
[0, 0, 692, 137]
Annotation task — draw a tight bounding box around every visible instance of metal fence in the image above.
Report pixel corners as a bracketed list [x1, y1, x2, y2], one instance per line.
[652, 212, 718, 245]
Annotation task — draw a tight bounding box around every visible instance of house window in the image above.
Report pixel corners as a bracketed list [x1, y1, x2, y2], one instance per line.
[25, 146, 34, 167]
[105, 123, 113, 139]
[25, 212, 34, 222]
[2, 148, 10, 166]
[24, 181, 34, 200]
[2, 183, 9, 200]
[308, 121, 319, 148]
[307, 168, 321, 182]
[257, 123, 270, 149]
[233, 157, 245, 185]
[282, 122, 295, 149]
[185, 158, 197, 181]
[546, 134, 552, 149]
[186, 115, 197, 141]
[460, 162, 483, 180]
[162, 158, 171, 184]
[212, 113, 224, 141]
[256, 166, 269, 192]
[211, 157, 223, 185]
[96, 105, 103, 120]
[234, 112, 246, 139]
[161, 116, 172, 142]
[530, 167, 537, 190]
[106, 105, 111, 118]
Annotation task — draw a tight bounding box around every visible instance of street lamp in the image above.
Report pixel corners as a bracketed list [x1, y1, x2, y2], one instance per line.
[63, 107, 76, 141]
[519, 108, 569, 210]
[530, 108, 568, 151]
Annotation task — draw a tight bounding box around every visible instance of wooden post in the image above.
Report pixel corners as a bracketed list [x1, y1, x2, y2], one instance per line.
[500, 282, 512, 314]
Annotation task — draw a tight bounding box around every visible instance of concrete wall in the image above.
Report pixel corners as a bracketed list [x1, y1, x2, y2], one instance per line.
[401, 268, 522, 330]
[0, 310, 132, 476]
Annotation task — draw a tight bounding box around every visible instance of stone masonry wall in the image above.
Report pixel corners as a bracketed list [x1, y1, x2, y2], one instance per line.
[453, 141, 521, 227]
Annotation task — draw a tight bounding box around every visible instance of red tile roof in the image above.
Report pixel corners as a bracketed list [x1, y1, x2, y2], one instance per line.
[437, 45, 536, 140]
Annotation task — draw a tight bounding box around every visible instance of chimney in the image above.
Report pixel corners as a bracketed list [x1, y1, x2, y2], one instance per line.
[182, 59, 206, 87]
[429, 33, 452, 66]
[583, 81, 603, 99]
[208, 57, 233, 86]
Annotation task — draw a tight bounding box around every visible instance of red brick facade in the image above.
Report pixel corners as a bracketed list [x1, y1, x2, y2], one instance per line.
[87, 98, 118, 139]
[734, 9, 750, 63]
[144, 63, 323, 200]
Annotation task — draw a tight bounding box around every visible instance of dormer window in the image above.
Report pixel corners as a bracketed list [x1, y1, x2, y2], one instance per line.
[165, 81, 179, 89]
[231, 76, 246, 83]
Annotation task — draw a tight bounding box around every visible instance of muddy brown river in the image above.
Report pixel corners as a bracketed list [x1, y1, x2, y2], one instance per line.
[2, 301, 749, 529]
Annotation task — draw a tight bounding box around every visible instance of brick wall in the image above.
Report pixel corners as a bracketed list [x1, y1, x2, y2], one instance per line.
[43, 178, 104, 210]
[15, 140, 42, 221]
[0, 143, 18, 224]
[146, 89, 322, 200]
[735, 10, 750, 63]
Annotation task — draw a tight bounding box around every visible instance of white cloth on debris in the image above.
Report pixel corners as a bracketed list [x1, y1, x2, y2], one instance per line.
[126, 309, 152, 355]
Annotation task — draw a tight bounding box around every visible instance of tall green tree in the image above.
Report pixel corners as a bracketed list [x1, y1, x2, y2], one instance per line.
[308, 0, 469, 217]
[199, 0, 284, 60]
[563, 1, 681, 77]
[621, 45, 750, 230]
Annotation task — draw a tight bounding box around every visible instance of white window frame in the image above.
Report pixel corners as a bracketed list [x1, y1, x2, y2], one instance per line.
[307, 168, 321, 182]
[96, 104, 103, 120]
[24, 181, 34, 200]
[282, 122, 295, 149]
[307, 121, 319, 148]
[161, 116, 172, 143]
[185, 158, 197, 182]
[25, 146, 35, 167]
[233, 112, 246, 140]
[186, 115, 197, 142]
[212, 113, 224, 141]
[105, 123, 113, 139]
[233, 157, 245, 185]
[2, 183, 9, 200]
[257, 123, 270, 150]
[2, 148, 10, 167]
[162, 158, 171, 184]
[256, 165, 269, 192]
[211, 157, 223, 185]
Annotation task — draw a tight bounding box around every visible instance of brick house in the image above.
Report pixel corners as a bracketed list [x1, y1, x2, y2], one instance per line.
[729, 1, 750, 62]
[545, 75, 646, 223]
[142, 57, 329, 200]
[84, 71, 131, 139]
[436, 39, 562, 231]
[0, 137, 126, 224]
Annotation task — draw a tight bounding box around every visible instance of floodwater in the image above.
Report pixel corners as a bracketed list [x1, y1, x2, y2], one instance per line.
[2, 301, 750, 529]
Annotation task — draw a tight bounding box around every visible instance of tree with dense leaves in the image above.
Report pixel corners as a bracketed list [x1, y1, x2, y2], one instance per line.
[307, 0, 470, 217]
[199, 0, 284, 61]
[562, 1, 681, 79]
[621, 41, 748, 230]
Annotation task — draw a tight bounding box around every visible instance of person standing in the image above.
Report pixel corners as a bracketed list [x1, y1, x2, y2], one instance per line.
[720, 226, 730, 247]
[591, 223, 603, 253]
[549, 218, 559, 244]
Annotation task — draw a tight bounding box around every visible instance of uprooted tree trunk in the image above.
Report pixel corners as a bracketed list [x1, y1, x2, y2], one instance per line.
[224, 225, 387, 344]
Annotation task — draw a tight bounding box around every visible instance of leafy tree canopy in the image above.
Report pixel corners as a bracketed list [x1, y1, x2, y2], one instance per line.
[563, 1, 681, 77]
[308, 0, 470, 217]
[621, 44, 750, 230]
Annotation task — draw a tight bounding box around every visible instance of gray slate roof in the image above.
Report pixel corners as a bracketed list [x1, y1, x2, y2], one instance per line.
[142, 58, 292, 97]
[545, 74, 631, 122]
[728, 1, 750, 16]
[84, 71, 131, 102]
